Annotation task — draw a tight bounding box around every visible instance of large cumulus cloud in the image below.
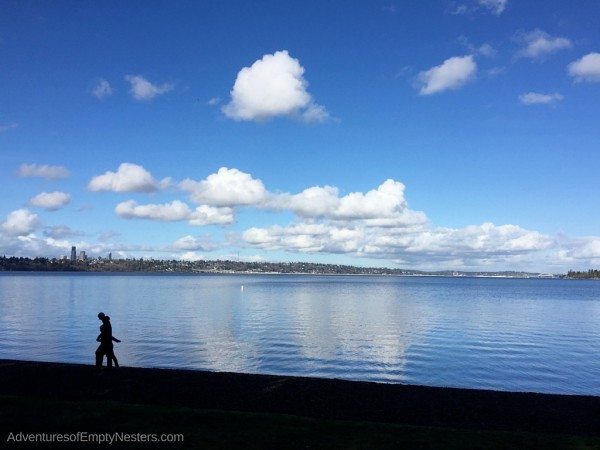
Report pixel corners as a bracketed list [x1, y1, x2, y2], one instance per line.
[222, 50, 329, 122]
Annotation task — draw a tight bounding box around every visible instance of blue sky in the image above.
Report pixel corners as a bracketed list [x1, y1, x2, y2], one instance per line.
[1, 0, 599, 271]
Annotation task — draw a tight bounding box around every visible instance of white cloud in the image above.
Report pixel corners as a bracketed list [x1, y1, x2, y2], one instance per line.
[457, 36, 496, 58]
[478, 43, 496, 58]
[302, 103, 330, 123]
[515, 30, 572, 60]
[181, 171, 427, 233]
[243, 220, 554, 268]
[125, 75, 173, 101]
[451, 4, 469, 15]
[0, 123, 18, 133]
[417, 55, 476, 95]
[1, 209, 39, 236]
[399, 223, 552, 255]
[180, 170, 423, 228]
[563, 238, 600, 259]
[207, 97, 221, 106]
[231, 172, 564, 268]
[487, 66, 506, 77]
[116, 200, 191, 221]
[29, 191, 71, 211]
[88, 163, 168, 193]
[362, 209, 428, 228]
[180, 167, 267, 207]
[173, 235, 215, 251]
[334, 179, 408, 220]
[0, 234, 68, 257]
[244, 223, 361, 254]
[519, 92, 564, 105]
[188, 205, 234, 226]
[243, 227, 283, 248]
[43, 225, 81, 239]
[180, 251, 205, 261]
[268, 179, 423, 225]
[477, 0, 507, 15]
[243, 223, 342, 253]
[115, 200, 233, 226]
[568, 52, 600, 83]
[222, 50, 329, 122]
[274, 186, 340, 218]
[92, 79, 113, 99]
[17, 163, 70, 180]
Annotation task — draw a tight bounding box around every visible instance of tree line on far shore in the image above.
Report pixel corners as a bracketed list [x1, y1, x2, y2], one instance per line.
[0, 255, 574, 278]
[566, 269, 600, 279]
[0, 256, 416, 275]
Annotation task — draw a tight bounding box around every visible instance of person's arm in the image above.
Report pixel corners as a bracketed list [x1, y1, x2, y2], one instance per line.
[96, 334, 102, 342]
[112, 336, 121, 343]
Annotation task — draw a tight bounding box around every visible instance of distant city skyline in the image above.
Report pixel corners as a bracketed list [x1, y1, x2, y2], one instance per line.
[1, 1, 599, 272]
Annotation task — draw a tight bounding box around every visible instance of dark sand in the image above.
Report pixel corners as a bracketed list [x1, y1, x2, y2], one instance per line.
[1, 359, 598, 437]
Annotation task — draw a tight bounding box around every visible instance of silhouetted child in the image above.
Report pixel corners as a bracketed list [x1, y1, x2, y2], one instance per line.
[97, 323, 121, 368]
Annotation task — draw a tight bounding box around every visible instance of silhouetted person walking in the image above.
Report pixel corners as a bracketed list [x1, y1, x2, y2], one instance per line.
[95, 312, 121, 369]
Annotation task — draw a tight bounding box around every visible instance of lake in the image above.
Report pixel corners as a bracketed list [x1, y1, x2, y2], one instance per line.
[0, 273, 598, 395]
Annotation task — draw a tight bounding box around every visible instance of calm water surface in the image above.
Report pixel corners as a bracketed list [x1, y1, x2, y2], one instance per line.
[0, 273, 599, 395]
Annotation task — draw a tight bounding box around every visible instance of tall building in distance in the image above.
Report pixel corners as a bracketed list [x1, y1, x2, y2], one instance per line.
[70, 246, 76, 262]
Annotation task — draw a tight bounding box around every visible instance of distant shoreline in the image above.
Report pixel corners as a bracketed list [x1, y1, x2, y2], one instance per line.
[0, 269, 577, 279]
[0, 256, 576, 278]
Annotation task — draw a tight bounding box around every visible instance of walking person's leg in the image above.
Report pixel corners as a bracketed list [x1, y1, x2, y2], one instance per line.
[105, 344, 114, 369]
[95, 344, 105, 369]
[111, 352, 119, 368]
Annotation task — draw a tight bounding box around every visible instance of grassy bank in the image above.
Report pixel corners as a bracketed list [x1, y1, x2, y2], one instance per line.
[1, 360, 599, 448]
[3, 396, 599, 449]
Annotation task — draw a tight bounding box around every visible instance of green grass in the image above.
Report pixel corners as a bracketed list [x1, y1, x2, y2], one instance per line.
[1, 395, 599, 449]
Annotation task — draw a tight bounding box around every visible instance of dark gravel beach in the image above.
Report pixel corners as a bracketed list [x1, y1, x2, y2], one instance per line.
[1, 359, 599, 438]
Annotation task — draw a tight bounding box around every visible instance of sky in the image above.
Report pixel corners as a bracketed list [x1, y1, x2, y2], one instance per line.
[1, 0, 599, 272]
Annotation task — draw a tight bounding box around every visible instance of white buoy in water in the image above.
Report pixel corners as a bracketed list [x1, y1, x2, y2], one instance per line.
[241, 285, 244, 292]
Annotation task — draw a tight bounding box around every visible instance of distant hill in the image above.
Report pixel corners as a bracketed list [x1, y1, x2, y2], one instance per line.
[0, 256, 555, 278]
